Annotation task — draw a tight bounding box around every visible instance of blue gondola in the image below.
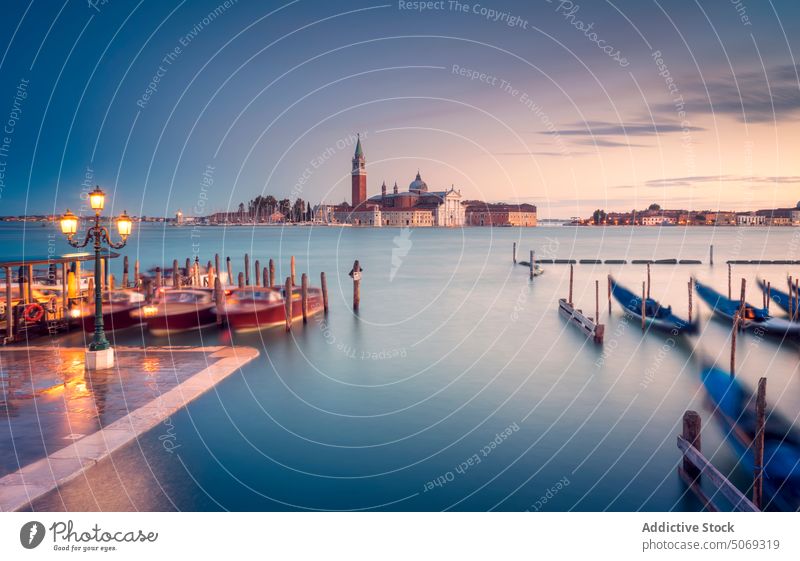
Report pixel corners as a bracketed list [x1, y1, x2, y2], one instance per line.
[701, 365, 800, 511]
[610, 276, 698, 334]
[694, 279, 800, 337]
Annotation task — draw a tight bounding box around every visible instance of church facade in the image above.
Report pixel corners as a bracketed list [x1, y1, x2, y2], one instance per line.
[330, 137, 466, 227]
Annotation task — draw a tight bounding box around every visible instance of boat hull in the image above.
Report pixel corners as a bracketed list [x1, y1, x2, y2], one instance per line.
[80, 304, 143, 333]
[224, 290, 323, 331]
[144, 306, 217, 335]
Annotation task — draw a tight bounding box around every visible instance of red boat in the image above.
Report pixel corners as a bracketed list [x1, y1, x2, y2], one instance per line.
[221, 285, 324, 331]
[132, 288, 217, 335]
[76, 290, 146, 333]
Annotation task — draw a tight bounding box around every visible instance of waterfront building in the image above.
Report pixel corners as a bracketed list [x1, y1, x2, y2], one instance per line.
[465, 202, 538, 226]
[736, 212, 766, 226]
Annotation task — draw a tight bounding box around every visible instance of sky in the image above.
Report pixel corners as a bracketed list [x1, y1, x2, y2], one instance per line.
[0, 0, 798, 219]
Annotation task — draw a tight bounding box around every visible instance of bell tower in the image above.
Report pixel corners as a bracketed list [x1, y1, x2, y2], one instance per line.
[351, 134, 366, 208]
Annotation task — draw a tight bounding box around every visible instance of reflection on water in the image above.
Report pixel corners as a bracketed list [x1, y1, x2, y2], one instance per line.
[4, 223, 800, 511]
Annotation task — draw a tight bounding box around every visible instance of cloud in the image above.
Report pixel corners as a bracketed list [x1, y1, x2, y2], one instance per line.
[545, 120, 705, 137]
[493, 151, 587, 157]
[657, 64, 800, 123]
[645, 175, 800, 187]
[572, 138, 649, 148]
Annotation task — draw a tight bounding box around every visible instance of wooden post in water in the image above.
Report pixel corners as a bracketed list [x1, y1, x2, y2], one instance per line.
[595, 280, 599, 322]
[646, 263, 651, 299]
[351, 259, 361, 311]
[301, 273, 309, 323]
[215, 254, 221, 284]
[214, 277, 224, 326]
[185, 258, 191, 277]
[268, 259, 275, 287]
[794, 278, 799, 321]
[321, 271, 329, 314]
[173, 259, 180, 288]
[682, 411, 702, 480]
[789, 276, 794, 320]
[226, 257, 233, 287]
[284, 276, 292, 332]
[133, 260, 139, 289]
[766, 281, 771, 312]
[731, 311, 739, 376]
[728, 263, 732, 299]
[254, 260, 260, 286]
[739, 278, 746, 331]
[206, 261, 213, 287]
[122, 256, 129, 288]
[154, 267, 162, 291]
[529, 250, 534, 280]
[244, 254, 250, 286]
[641, 282, 646, 331]
[291, 256, 296, 286]
[688, 279, 693, 323]
[513, 242, 517, 264]
[753, 377, 766, 510]
[607, 275, 612, 315]
[238, 272, 244, 288]
[568, 264, 573, 305]
[262, 267, 268, 289]
[709, 244, 714, 265]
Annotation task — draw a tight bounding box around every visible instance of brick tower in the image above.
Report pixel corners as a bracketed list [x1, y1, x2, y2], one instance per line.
[351, 134, 366, 208]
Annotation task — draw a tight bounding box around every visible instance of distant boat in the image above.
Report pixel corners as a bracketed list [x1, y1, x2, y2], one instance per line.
[694, 279, 800, 337]
[516, 260, 544, 276]
[701, 364, 800, 511]
[757, 278, 798, 319]
[610, 276, 697, 334]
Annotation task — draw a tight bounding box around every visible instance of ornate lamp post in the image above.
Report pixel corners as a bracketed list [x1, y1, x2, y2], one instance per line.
[60, 186, 132, 370]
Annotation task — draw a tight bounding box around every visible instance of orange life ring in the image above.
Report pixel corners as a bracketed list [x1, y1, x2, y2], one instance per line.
[23, 303, 45, 322]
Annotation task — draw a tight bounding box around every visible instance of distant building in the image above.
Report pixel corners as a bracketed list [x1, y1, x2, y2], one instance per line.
[175, 209, 184, 224]
[331, 138, 467, 227]
[641, 215, 675, 226]
[465, 202, 537, 226]
[736, 212, 766, 226]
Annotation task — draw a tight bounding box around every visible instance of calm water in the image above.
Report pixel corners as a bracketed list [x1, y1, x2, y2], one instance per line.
[3, 222, 800, 511]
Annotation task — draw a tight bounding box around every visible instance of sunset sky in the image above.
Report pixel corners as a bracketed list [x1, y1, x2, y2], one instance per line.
[1, 0, 798, 218]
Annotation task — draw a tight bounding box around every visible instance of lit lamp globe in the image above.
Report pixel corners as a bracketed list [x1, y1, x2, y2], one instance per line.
[117, 211, 132, 239]
[89, 186, 105, 211]
[60, 209, 78, 238]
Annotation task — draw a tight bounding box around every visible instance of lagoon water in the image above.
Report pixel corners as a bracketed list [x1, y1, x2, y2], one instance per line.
[3, 222, 800, 511]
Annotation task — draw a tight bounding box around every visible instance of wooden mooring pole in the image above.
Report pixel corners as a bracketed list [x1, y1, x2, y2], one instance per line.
[262, 267, 268, 289]
[646, 263, 651, 299]
[529, 250, 534, 280]
[226, 257, 233, 287]
[682, 410, 702, 480]
[215, 254, 221, 284]
[688, 279, 693, 323]
[641, 282, 646, 331]
[154, 267, 162, 291]
[595, 279, 599, 322]
[351, 259, 361, 311]
[753, 377, 766, 510]
[269, 258, 275, 287]
[254, 260, 260, 286]
[513, 242, 517, 264]
[568, 264, 573, 305]
[284, 276, 292, 332]
[731, 311, 739, 376]
[794, 278, 799, 321]
[321, 271, 329, 314]
[244, 253, 250, 286]
[301, 273, 309, 323]
[607, 274, 611, 315]
[122, 256, 129, 288]
[739, 278, 746, 331]
[290, 256, 297, 286]
[238, 272, 244, 288]
[728, 263, 732, 299]
[766, 281, 771, 312]
[709, 244, 714, 266]
[173, 259, 180, 288]
[214, 277, 224, 326]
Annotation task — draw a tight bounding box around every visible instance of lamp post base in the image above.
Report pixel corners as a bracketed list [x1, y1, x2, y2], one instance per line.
[85, 347, 115, 371]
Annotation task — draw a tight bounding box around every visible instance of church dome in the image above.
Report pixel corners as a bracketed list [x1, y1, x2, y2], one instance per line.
[409, 171, 428, 192]
[796, 200, 800, 209]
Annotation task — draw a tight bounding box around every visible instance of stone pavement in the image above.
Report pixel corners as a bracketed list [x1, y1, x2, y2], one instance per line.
[0, 345, 259, 511]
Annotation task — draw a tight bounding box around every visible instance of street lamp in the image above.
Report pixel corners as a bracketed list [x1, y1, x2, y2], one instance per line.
[60, 186, 132, 370]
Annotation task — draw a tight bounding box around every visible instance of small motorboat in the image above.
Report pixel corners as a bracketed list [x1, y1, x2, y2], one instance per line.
[701, 364, 800, 511]
[132, 288, 217, 335]
[76, 289, 146, 332]
[220, 285, 324, 332]
[610, 276, 697, 334]
[517, 260, 544, 276]
[757, 278, 798, 319]
[694, 279, 800, 337]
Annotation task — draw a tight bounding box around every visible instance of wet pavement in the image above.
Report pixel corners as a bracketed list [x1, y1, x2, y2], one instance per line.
[0, 345, 259, 511]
